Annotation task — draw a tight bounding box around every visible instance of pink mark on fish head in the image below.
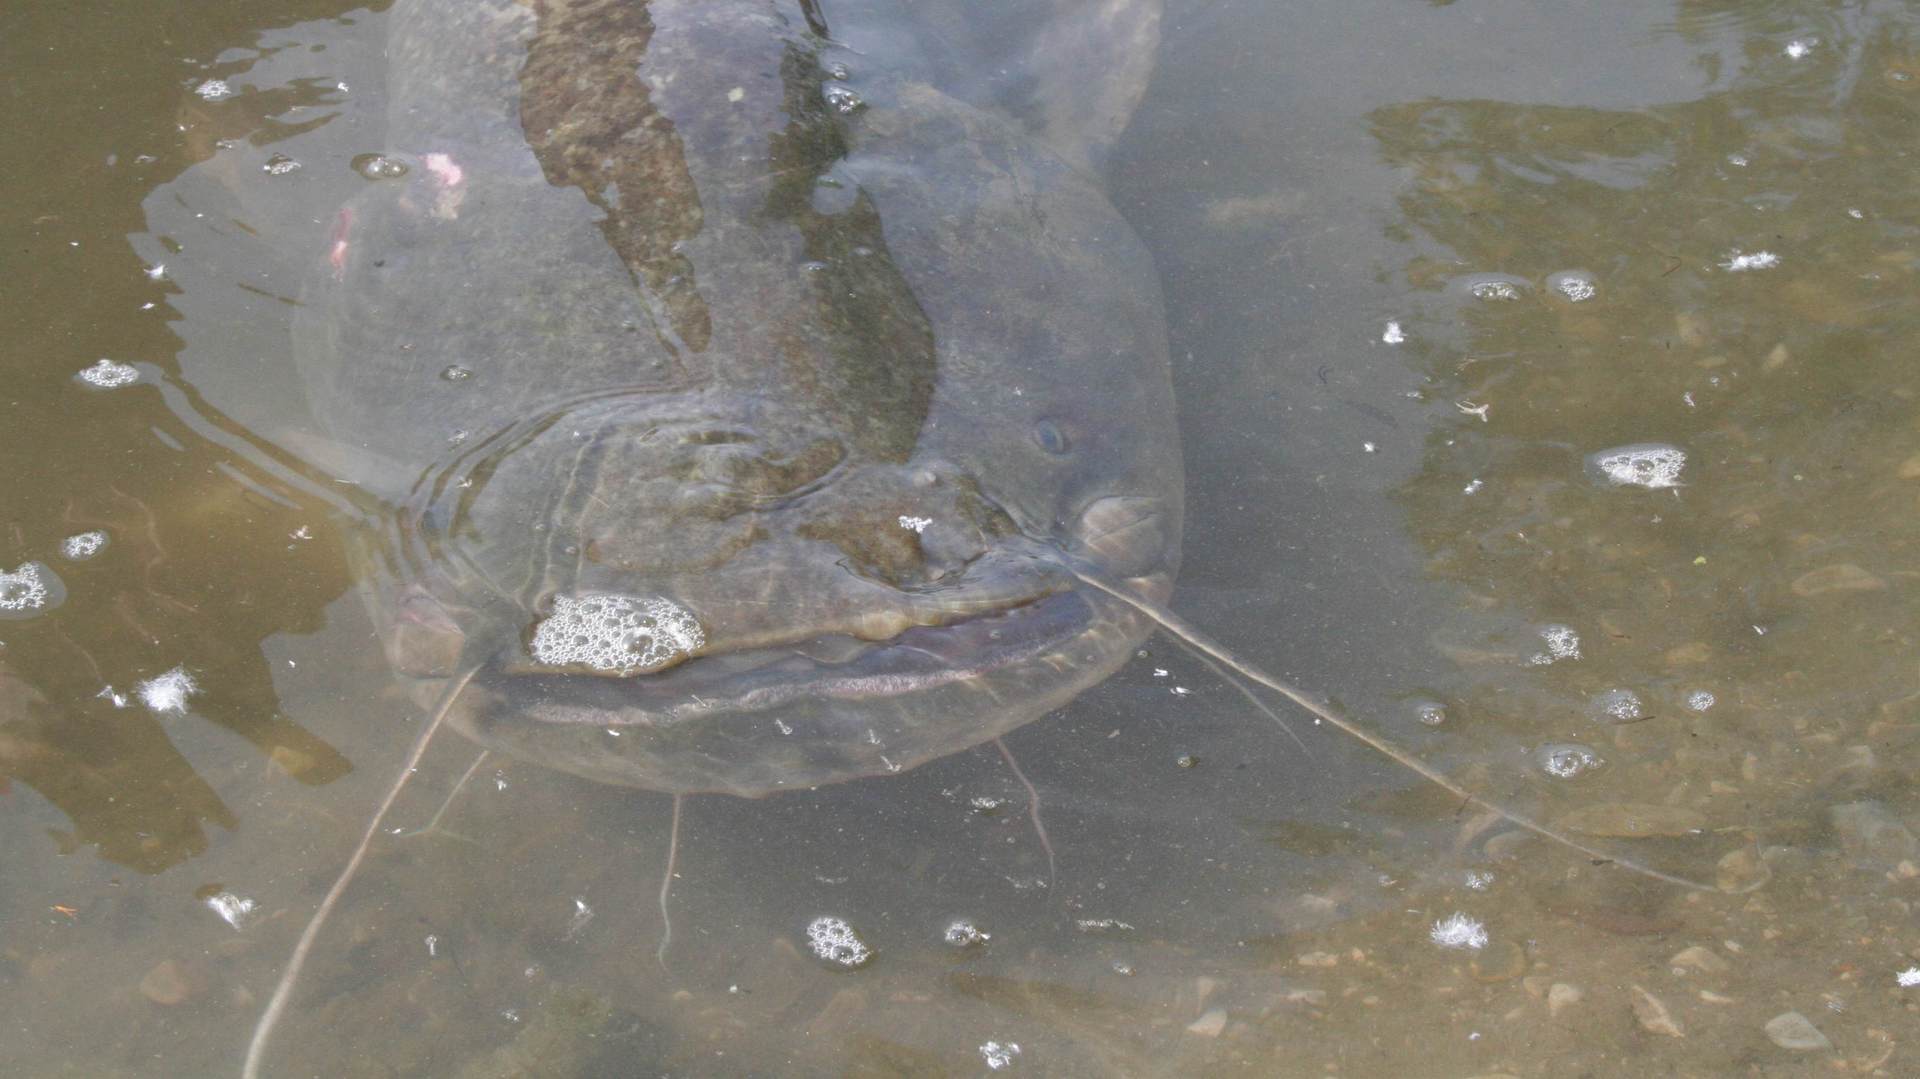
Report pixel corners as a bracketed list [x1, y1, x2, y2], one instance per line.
[423, 152, 464, 187]
[328, 207, 354, 280]
[422, 152, 468, 219]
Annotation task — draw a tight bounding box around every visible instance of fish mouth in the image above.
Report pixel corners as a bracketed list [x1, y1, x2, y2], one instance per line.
[440, 579, 1154, 797]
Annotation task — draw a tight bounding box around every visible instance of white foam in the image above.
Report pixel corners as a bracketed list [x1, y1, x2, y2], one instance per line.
[529, 593, 704, 675]
[1469, 280, 1522, 301]
[195, 79, 233, 100]
[1898, 967, 1920, 988]
[1784, 38, 1816, 59]
[804, 916, 872, 968]
[60, 531, 108, 561]
[1686, 690, 1717, 712]
[0, 563, 60, 618]
[205, 891, 256, 930]
[980, 1042, 1021, 1071]
[1548, 272, 1597, 302]
[1589, 443, 1686, 489]
[1529, 624, 1581, 665]
[1720, 250, 1779, 272]
[1382, 320, 1405, 344]
[137, 667, 198, 715]
[1591, 687, 1645, 723]
[1430, 912, 1488, 950]
[76, 359, 139, 389]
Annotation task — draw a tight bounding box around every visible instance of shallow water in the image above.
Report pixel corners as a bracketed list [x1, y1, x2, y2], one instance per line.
[5, 0, 1920, 1075]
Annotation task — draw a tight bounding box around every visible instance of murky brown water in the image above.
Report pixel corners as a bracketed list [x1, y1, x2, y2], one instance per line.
[5, 0, 1920, 1075]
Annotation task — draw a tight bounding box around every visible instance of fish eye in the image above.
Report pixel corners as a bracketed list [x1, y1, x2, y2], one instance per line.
[1033, 419, 1071, 455]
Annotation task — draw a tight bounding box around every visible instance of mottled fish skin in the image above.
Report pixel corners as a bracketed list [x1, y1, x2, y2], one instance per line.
[295, 0, 1179, 795]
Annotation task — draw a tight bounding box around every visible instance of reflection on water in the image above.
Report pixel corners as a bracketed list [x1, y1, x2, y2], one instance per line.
[5, 0, 1920, 1075]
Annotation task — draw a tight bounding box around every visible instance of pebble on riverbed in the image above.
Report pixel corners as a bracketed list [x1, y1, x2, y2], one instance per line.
[1762, 1010, 1831, 1051]
[1629, 985, 1684, 1037]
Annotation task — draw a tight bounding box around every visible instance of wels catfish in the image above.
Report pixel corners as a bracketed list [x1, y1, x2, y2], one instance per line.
[294, 0, 1179, 798]
[243, 2, 1174, 1070]
[243, 2, 1724, 1072]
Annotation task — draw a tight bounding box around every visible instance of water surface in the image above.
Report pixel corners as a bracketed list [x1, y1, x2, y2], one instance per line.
[4, 0, 1919, 1074]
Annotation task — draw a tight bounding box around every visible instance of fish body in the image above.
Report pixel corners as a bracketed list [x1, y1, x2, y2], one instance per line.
[294, 0, 1179, 795]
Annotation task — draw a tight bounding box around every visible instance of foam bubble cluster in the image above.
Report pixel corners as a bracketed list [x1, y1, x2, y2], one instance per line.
[805, 916, 872, 968]
[138, 667, 198, 714]
[1588, 443, 1686, 489]
[205, 891, 257, 930]
[529, 593, 704, 675]
[0, 562, 63, 619]
[1589, 687, 1646, 724]
[1528, 623, 1581, 665]
[980, 1042, 1021, 1071]
[1429, 911, 1488, 950]
[1686, 690, 1717, 712]
[76, 359, 139, 389]
[1720, 249, 1779, 272]
[1548, 271, 1597, 302]
[61, 531, 108, 561]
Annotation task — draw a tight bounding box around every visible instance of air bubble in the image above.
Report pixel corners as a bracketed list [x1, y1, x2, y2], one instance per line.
[1527, 624, 1580, 665]
[205, 891, 257, 930]
[1588, 688, 1646, 724]
[1547, 271, 1597, 302]
[351, 153, 410, 180]
[980, 1042, 1021, 1071]
[76, 359, 139, 389]
[0, 562, 64, 619]
[823, 85, 864, 114]
[60, 531, 108, 561]
[1536, 743, 1604, 778]
[137, 667, 198, 714]
[1461, 275, 1528, 302]
[441, 365, 473, 382]
[262, 154, 301, 176]
[805, 916, 872, 968]
[1719, 249, 1779, 273]
[1587, 443, 1686, 489]
[943, 920, 989, 947]
[195, 79, 233, 100]
[1685, 690, 1716, 712]
[1429, 911, 1488, 950]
